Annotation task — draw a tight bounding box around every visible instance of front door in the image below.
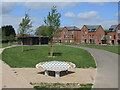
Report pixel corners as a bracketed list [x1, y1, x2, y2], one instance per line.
[112, 40, 114, 45]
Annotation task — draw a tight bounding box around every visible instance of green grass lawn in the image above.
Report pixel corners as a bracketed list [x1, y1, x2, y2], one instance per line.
[2, 45, 96, 68]
[1, 42, 17, 48]
[2, 43, 11, 48]
[65, 44, 119, 55]
[33, 83, 93, 89]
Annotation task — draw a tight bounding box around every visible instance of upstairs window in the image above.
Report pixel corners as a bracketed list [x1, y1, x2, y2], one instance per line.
[91, 35, 94, 38]
[72, 31, 74, 35]
[82, 35, 85, 38]
[72, 35, 74, 38]
[64, 31, 67, 34]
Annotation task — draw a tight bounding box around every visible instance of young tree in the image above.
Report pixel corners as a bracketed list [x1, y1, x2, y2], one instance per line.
[74, 36, 77, 44]
[44, 6, 61, 57]
[18, 13, 32, 52]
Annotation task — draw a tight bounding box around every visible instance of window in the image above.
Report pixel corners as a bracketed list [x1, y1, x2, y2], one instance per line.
[72, 35, 74, 38]
[72, 31, 74, 34]
[64, 31, 67, 34]
[109, 40, 111, 43]
[114, 35, 115, 39]
[118, 30, 120, 33]
[89, 35, 91, 38]
[70, 40, 73, 43]
[65, 40, 67, 42]
[85, 30, 87, 34]
[92, 35, 94, 38]
[109, 35, 112, 39]
[82, 35, 85, 38]
[64, 35, 66, 38]
[82, 40, 84, 43]
[118, 34, 120, 38]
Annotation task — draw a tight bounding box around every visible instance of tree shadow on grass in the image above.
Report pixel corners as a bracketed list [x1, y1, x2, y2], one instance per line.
[48, 52, 62, 56]
[37, 71, 75, 77]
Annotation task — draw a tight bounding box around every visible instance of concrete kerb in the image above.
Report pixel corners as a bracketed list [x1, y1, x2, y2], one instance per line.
[89, 51, 98, 89]
[1, 45, 97, 89]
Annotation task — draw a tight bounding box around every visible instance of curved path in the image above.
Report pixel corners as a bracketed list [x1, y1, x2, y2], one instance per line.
[0, 47, 35, 89]
[67, 45, 118, 88]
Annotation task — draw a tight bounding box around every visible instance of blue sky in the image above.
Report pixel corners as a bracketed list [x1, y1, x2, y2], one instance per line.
[1, 2, 118, 34]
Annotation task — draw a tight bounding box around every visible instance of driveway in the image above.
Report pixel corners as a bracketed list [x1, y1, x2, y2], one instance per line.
[66, 45, 118, 88]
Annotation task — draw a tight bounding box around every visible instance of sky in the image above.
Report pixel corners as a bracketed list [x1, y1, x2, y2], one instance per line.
[1, 2, 119, 34]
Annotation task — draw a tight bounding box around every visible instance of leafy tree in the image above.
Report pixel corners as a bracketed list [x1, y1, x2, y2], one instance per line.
[2, 25, 16, 44]
[18, 13, 32, 52]
[35, 25, 47, 36]
[104, 29, 109, 35]
[18, 13, 32, 36]
[44, 6, 61, 57]
[74, 36, 77, 43]
[103, 29, 109, 44]
[103, 35, 107, 41]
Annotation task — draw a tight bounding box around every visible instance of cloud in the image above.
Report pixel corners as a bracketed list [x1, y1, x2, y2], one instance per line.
[65, 12, 75, 18]
[2, 2, 16, 14]
[64, 11, 117, 29]
[65, 11, 101, 21]
[1, 14, 42, 34]
[1, 0, 120, 2]
[1, 2, 78, 14]
[1, 14, 22, 33]
[23, 2, 77, 10]
[77, 11, 101, 20]
[89, 2, 106, 6]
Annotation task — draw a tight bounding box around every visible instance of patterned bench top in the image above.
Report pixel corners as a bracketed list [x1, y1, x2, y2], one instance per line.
[36, 61, 76, 71]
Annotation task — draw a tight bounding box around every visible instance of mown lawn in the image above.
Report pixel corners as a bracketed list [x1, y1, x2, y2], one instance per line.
[77, 45, 119, 55]
[2, 45, 96, 68]
[65, 44, 119, 55]
[1, 43, 17, 48]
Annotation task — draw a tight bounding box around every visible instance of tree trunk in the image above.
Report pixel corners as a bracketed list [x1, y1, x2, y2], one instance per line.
[50, 44, 53, 56]
[21, 40, 24, 52]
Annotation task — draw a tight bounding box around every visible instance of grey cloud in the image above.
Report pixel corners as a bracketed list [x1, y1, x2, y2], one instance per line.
[2, 2, 16, 14]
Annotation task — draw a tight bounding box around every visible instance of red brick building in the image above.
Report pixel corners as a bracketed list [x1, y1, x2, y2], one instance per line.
[53, 26, 81, 44]
[107, 24, 120, 45]
[80, 25, 105, 44]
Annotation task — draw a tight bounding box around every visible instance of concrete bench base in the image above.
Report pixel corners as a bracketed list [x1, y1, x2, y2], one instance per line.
[44, 70, 68, 77]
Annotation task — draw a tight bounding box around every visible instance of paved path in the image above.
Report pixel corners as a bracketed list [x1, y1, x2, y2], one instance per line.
[66, 45, 118, 88]
[0, 47, 34, 89]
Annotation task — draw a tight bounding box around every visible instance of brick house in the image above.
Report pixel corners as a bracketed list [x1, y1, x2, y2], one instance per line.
[53, 26, 81, 44]
[107, 24, 120, 45]
[80, 25, 105, 44]
[53, 27, 63, 43]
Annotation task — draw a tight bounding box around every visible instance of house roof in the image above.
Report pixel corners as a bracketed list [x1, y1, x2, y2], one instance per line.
[59, 27, 64, 30]
[65, 26, 80, 31]
[85, 25, 101, 32]
[16, 34, 31, 37]
[108, 25, 117, 32]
